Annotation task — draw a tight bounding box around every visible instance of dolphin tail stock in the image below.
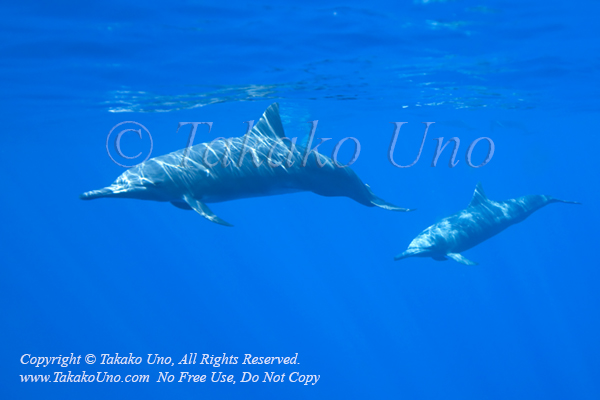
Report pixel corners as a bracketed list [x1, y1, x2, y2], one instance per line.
[365, 184, 415, 212]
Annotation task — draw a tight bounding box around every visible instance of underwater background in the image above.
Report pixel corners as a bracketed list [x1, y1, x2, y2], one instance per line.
[1, 0, 599, 398]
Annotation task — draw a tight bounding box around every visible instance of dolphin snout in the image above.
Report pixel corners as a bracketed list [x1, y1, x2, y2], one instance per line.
[394, 247, 427, 261]
[79, 186, 116, 200]
[394, 248, 421, 261]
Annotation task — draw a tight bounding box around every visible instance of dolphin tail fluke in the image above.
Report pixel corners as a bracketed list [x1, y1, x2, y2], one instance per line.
[371, 196, 415, 212]
[183, 195, 233, 227]
[550, 198, 582, 205]
[365, 185, 415, 212]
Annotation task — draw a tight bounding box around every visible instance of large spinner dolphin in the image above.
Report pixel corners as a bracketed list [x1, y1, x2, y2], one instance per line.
[81, 103, 411, 226]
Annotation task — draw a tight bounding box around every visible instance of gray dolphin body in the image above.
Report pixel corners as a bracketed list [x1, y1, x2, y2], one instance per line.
[395, 183, 579, 265]
[81, 103, 411, 226]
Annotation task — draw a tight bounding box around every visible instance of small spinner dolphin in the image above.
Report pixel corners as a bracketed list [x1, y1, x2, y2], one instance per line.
[81, 103, 412, 226]
[395, 183, 580, 265]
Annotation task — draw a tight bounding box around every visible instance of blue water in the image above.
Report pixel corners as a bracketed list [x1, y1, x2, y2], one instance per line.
[2, 1, 599, 399]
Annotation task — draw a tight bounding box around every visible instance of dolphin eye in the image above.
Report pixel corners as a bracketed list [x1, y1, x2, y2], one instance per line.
[140, 178, 159, 186]
[148, 180, 165, 187]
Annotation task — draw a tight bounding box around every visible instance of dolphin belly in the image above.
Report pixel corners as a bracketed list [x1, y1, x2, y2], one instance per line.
[200, 186, 304, 203]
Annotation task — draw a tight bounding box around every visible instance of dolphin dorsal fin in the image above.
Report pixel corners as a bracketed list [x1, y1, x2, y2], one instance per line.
[469, 182, 488, 207]
[251, 103, 286, 140]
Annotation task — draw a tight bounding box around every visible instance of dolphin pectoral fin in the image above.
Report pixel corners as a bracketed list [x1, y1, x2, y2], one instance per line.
[182, 195, 234, 227]
[170, 201, 193, 210]
[447, 253, 478, 266]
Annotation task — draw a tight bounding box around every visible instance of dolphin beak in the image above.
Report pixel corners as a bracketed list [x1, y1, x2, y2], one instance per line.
[80, 183, 147, 200]
[80, 186, 118, 200]
[394, 248, 421, 261]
